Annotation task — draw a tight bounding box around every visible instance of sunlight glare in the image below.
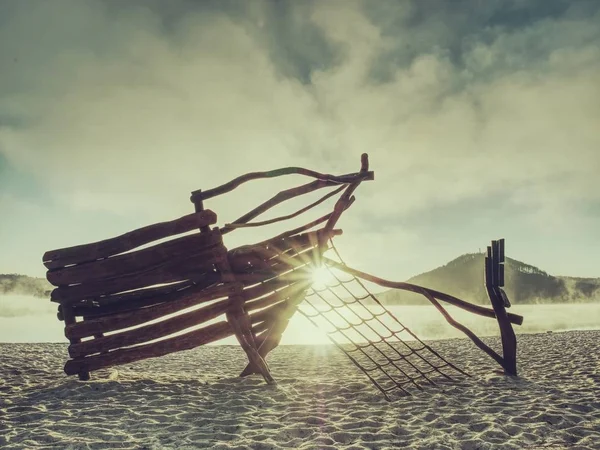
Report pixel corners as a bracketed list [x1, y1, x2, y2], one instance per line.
[311, 265, 334, 289]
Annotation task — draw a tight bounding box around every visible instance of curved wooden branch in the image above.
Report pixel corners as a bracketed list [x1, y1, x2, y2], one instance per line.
[419, 289, 505, 367]
[322, 258, 524, 326]
[190, 162, 374, 202]
[223, 184, 346, 231]
[220, 179, 340, 235]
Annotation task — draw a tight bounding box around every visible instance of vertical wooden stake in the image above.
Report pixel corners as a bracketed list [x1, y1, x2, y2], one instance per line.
[485, 239, 518, 376]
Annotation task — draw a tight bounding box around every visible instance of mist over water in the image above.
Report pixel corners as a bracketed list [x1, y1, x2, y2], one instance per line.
[1, 295, 599, 344]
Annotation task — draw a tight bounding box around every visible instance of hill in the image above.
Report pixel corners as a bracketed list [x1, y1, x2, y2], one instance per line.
[376, 253, 600, 306]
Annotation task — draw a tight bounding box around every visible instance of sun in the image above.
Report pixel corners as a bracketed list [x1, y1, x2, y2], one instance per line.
[311, 265, 333, 289]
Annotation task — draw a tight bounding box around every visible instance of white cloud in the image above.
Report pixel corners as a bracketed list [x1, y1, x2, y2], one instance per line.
[1, 0, 599, 278]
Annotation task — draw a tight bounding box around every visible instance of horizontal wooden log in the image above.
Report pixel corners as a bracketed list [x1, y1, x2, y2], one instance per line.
[66, 283, 237, 340]
[52, 246, 226, 304]
[323, 258, 524, 326]
[68, 296, 233, 358]
[63, 300, 287, 375]
[73, 281, 195, 316]
[47, 230, 222, 286]
[228, 229, 337, 280]
[235, 265, 313, 288]
[246, 228, 342, 258]
[73, 277, 221, 318]
[65, 319, 233, 374]
[68, 280, 303, 358]
[245, 280, 311, 313]
[43, 210, 217, 269]
[241, 276, 302, 303]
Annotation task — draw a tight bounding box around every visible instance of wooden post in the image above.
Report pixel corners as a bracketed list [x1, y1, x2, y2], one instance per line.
[240, 290, 308, 377]
[191, 188, 275, 384]
[485, 239, 518, 376]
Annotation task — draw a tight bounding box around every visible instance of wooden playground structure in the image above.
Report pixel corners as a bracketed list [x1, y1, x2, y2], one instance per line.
[43, 154, 523, 400]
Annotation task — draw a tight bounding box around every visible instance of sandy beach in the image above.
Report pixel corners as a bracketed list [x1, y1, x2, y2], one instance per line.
[1, 330, 599, 449]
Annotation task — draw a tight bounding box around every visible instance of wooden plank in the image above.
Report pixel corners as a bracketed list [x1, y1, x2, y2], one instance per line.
[47, 231, 222, 286]
[51, 246, 226, 304]
[43, 210, 217, 269]
[66, 283, 236, 340]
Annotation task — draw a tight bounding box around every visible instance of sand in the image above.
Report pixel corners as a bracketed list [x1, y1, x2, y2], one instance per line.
[1, 330, 599, 449]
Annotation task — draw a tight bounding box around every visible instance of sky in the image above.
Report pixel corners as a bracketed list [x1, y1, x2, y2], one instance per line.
[0, 0, 599, 281]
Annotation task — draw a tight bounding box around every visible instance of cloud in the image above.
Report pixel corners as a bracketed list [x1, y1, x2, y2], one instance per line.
[1, 0, 599, 278]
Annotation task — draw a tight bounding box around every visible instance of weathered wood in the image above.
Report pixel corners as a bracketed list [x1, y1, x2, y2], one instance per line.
[419, 289, 505, 367]
[485, 241, 518, 376]
[241, 277, 305, 303]
[69, 280, 297, 358]
[43, 210, 217, 269]
[51, 247, 226, 304]
[224, 185, 346, 230]
[73, 273, 222, 317]
[72, 281, 198, 318]
[245, 280, 312, 313]
[62, 305, 90, 381]
[64, 293, 288, 375]
[255, 207, 350, 246]
[217, 248, 275, 385]
[191, 166, 373, 202]
[323, 154, 369, 238]
[228, 229, 340, 274]
[47, 230, 222, 286]
[66, 283, 236, 340]
[65, 319, 234, 375]
[221, 180, 343, 234]
[323, 257, 524, 326]
[240, 290, 307, 377]
[68, 296, 233, 358]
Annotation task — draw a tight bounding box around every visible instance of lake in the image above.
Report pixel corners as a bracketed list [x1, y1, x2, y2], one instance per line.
[1, 295, 599, 345]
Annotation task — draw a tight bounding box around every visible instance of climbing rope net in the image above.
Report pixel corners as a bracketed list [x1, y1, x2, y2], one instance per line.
[295, 242, 468, 400]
